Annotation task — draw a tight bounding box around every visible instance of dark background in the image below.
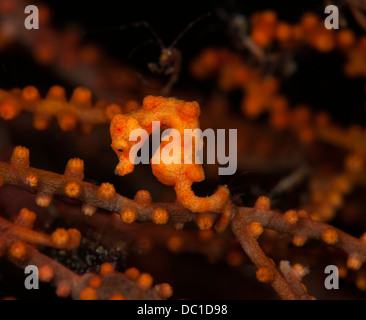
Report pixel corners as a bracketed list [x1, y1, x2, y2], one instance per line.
[1, 0, 366, 300]
[1, 0, 365, 126]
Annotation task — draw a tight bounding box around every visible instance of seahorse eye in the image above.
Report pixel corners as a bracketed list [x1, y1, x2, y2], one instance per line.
[118, 149, 123, 153]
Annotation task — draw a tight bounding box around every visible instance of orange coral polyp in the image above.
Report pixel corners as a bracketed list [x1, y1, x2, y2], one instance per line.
[71, 87, 92, 105]
[9, 241, 28, 261]
[51, 228, 69, 247]
[64, 181, 82, 198]
[0, 100, 20, 120]
[110, 95, 230, 214]
[22, 86, 40, 101]
[39, 264, 54, 282]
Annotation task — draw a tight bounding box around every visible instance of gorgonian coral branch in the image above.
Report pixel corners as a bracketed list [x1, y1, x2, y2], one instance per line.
[0, 146, 219, 230]
[231, 198, 366, 298]
[0, 0, 147, 103]
[5, 238, 171, 300]
[0, 206, 171, 300]
[239, 204, 366, 268]
[279, 261, 313, 300]
[0, 86, 124, 132]
[231, 210, 296, 300]
[0, 206, 80, 253]
[54, 202, 232, 264]
[2, 146, 366, 299]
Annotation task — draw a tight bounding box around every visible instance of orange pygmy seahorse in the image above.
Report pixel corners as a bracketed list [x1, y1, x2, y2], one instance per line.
[110, 95, 229, 214]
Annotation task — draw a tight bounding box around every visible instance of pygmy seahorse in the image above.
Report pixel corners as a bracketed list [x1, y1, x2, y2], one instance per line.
[110, 95, 229, 214]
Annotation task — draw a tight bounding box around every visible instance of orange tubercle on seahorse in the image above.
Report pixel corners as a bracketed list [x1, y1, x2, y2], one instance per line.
[110, 95, 230, 214]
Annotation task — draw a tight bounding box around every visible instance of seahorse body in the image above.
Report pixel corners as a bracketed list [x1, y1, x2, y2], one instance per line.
[110, 95, 229, 213]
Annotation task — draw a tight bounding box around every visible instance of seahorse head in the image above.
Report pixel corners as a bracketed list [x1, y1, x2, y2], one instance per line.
[110, 114, 142, 176]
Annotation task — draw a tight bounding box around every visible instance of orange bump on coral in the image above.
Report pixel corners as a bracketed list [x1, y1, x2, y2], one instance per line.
[51, 229, 69, 247]
[10, 146, 30, 168]
[79, 287, 98, 300]
[25, 173, 38, 187]
[248, 221, 264, 238]
[100, 262, 115, 276]
[33, 113, 52, 131]
[300, 12, 319, 33]
[347, 255, 363, 270]
[337, 29, 355, 49]
[22, 86, 40, 101]
[71, 87, 92, 105]
[64, 158, 85, 180]
[58, 113, 77, 131]
[256, 266, 274, 283]
[82, 203, 97, 216]
[292, 263, 308, 280]
[311, 30, 335, 52]
[56, 282, 71, 298]
[196, 213, 214, 230]
[322, 228, 339, 245]
[137, 273, 153, 290]
[67, 229, 81, 249]
[97, 182, 116, 201]
[47, 85, 66, 101]
[275, 22, 292, 43]
[64, 181, 82, 198]
[120, 207, 137, 224]
[15, 208, 36, 228]
[108, 293, 125, 300]
[155, 283, 173, 299]
[9, 241, 28, 261]
[338, 264, 348, 278]
[293, 235, 307, 247]
[134, 190, 152, 204]
[89, 275, 102, 288]
[283, 210, 298, 225]
[39, 264, 54, 282]
[260, 10, 277, 25]
[254, 196, 271, 210]
[251, 28, 273, 48]
[326, 191, 343, 209]
[151, 207, 169, 225]
[332, 175, 352, 194]
[0, 100, 20, 120]
[356, 272, 366, 291]
[35, 192, 52, 207]
[124, 267, 140, 280]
